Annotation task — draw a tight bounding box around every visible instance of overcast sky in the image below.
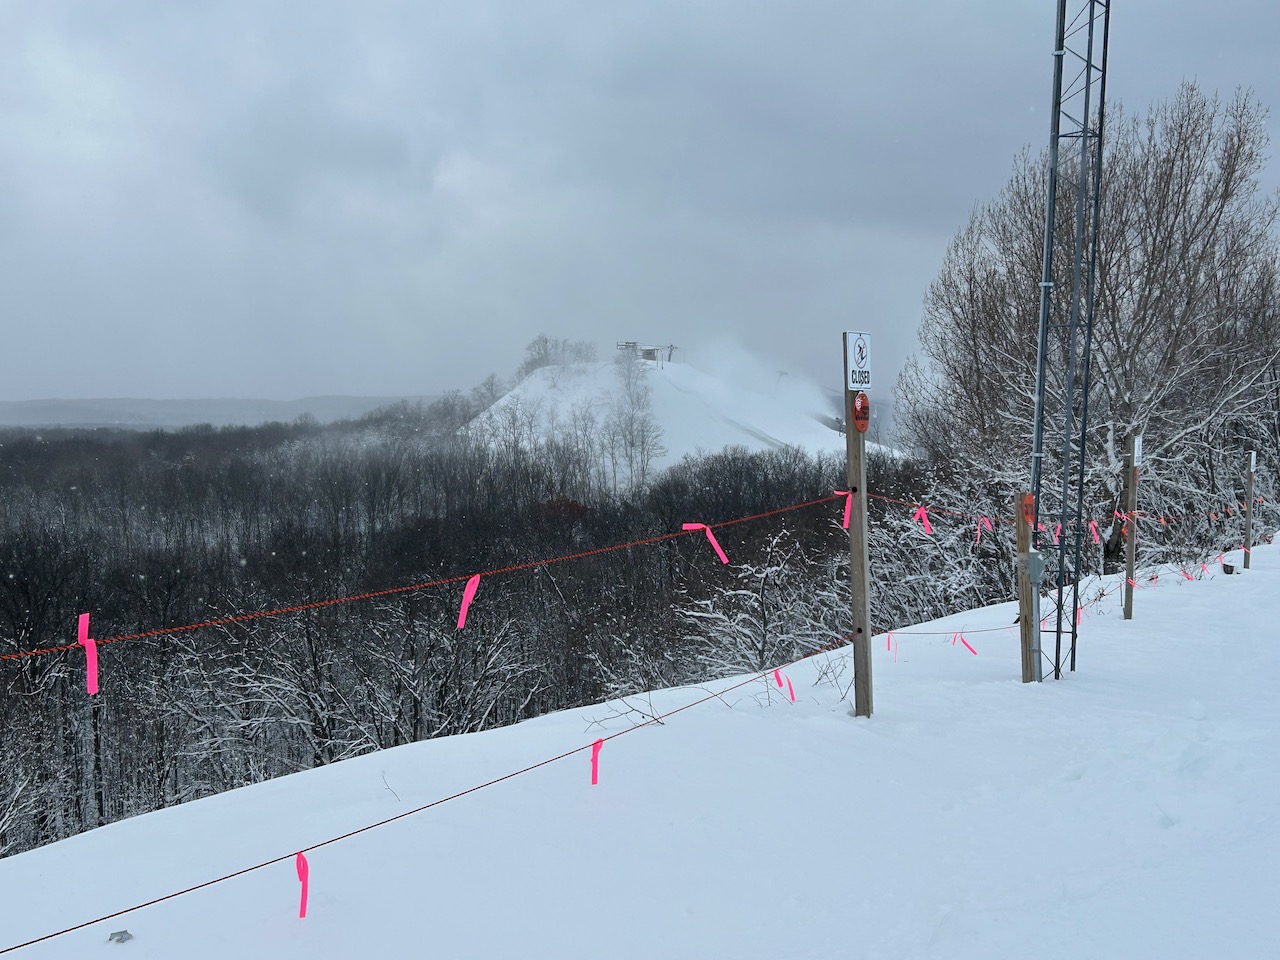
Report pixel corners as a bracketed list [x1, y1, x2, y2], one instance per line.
[2, 1, 1277, 402]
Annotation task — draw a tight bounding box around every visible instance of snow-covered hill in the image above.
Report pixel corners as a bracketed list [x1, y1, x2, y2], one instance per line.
[470, 360, 885, 470]
[3, 541, 1275, 959]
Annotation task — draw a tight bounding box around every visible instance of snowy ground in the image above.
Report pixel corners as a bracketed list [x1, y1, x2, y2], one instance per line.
[2, 540, 1276, 959]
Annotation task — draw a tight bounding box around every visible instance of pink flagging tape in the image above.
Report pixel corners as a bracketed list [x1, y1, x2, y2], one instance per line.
[682, 523, 729, 564]
[975, 516, 993, 543]
[1053, 523, 1061, 544]
[1180, 570, 1194, 580]
[77, 613, 99, 696]
[1200, 562, 1209, 573]
[590, 738, 603, 786]
[1127, 578, 1137, 587]
[1075, 605, 1084, 627]
[773, 668, 783, 687]
[912, 506, 933, 535]
[785, 676, 795, 702]
[1089, 521, 1100, 544]
[456, 574, 481, 629]
[295, 853, 309, 919]
[959, 636, 977, 656]
[834, 490, 853, 529]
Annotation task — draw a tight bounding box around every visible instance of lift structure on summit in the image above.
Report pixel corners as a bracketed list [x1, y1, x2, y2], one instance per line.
[1027, 0, 1112, 679]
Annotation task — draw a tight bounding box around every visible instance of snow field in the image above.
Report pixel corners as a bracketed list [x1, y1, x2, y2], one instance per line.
[1, 542, 1276, 959]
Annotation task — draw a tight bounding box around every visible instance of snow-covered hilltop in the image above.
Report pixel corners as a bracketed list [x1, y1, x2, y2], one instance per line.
[467, 357, 875, 476]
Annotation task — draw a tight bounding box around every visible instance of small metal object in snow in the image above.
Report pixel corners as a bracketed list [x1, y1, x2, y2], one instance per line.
[108, 930, 133, 944]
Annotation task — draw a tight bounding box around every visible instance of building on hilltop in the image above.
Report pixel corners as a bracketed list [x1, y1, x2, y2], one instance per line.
[616, 341, 678, 364]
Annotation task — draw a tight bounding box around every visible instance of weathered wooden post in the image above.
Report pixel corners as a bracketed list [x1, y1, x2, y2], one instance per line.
[1123, 434, 1141, 619]
[1016, 492, 1042, 682]
[1244, 450, 1256, 570]
[843, 331, 873, 717]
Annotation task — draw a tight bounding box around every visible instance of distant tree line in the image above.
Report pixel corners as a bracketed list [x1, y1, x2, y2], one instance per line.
[0, 394, 942, 857]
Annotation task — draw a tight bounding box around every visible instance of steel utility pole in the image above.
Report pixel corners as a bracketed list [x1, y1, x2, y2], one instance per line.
[1027, 0, 1112, 676]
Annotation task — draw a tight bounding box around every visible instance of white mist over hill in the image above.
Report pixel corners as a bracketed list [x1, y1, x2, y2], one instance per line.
[469, 356, 879, 473]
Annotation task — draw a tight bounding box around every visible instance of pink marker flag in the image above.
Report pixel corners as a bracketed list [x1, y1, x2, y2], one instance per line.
[959, 636, 977, 656]
[77, 613, 99, 696]
[975, 516, 993, 543]
[1180, 570, 1194, 580]
[912, 506, 933, 535]
[1200, 562, 1209, 573]
[1089, 520, 1100, 543]
[1075, 605, 1084, 626]
[1053, 523, 1061, 544]
[296, 852, 309, 919]
[1127, 577, 1137, 587]
[456, 574, 481, 629]
[785, 676, 795, 702]
[590, 738, 604, 786]
[682, 523, 729, 564]
[886, 633, 892, 653]
[773, 668, 783, 687]
[834, 490, 853, 529]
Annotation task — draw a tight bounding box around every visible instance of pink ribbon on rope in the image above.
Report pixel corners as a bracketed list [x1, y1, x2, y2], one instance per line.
[77, 613, 99, 696]
[296, 852, 309, 919]
[590, 738, 604, 785]
[975, 517, 993, 543]
[1088, 521, 1100, 544]
[912, 506, 933, 535]
[682, 523, 729, 564]
[456, 574, 481, 629]
[834, 490, 853, 529]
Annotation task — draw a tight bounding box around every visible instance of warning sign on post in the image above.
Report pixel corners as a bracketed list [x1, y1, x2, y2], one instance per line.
[844, 331, 872, 392]
[852, 392, 870, 433]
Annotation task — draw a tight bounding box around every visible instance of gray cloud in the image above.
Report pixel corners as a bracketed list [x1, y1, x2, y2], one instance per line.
[2, 0, 1277, 403]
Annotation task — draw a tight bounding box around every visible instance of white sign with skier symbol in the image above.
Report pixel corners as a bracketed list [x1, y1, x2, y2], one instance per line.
[844, 331, 872, 393]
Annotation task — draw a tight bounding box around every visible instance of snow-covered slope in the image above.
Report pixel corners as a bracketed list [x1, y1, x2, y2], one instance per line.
[3, 541, 1276, 959]
[472, 360, 879, 469]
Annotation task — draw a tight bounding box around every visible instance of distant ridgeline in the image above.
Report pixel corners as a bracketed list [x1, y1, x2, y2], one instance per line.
[0, 396, 437, 430]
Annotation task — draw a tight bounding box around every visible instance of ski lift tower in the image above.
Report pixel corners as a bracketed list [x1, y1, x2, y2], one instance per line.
[1028, 0, 1111, 679]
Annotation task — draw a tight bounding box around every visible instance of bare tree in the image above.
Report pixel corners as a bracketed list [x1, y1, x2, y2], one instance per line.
[897, 83, 1280, 567]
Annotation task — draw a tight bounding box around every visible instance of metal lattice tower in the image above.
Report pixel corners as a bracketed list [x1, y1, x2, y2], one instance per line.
[1028, 0, 1111, 679]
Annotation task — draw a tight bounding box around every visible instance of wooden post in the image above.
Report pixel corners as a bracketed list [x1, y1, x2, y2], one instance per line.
[1244, 450, 1256, 570]
[1123, 434, 1140, 620]
[843, 334, 873, 717]
[1016, 492, 1040, 682]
